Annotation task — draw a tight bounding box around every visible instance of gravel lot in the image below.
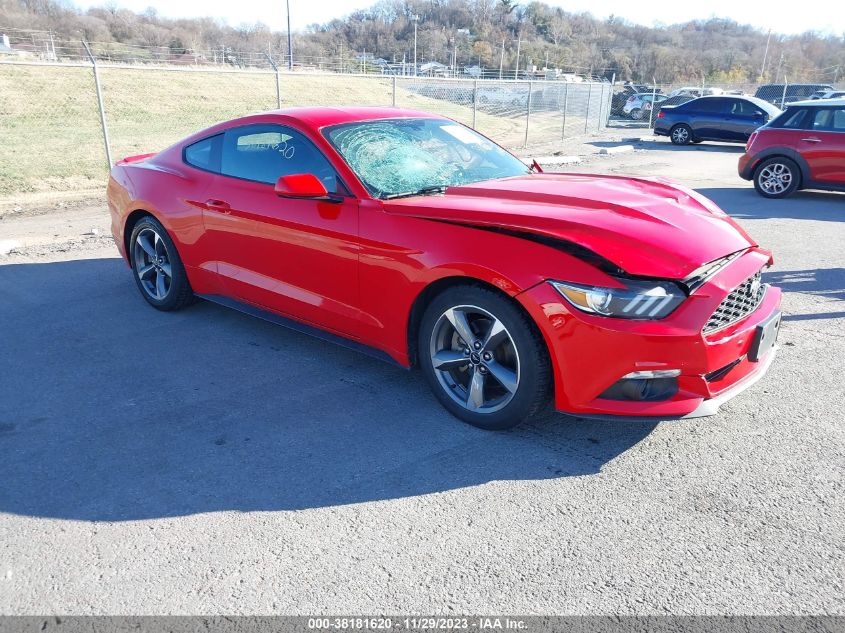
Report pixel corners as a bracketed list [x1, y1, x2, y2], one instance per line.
[0, 137, 843, 615]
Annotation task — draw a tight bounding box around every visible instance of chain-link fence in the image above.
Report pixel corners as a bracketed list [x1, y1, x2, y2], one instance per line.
[0, 27, 610, 80]
[0, 59, 612, 202]
[608, 80, 845, 130]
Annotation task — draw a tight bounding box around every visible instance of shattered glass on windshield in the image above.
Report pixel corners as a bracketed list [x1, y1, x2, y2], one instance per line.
[324, 118, 529, 198]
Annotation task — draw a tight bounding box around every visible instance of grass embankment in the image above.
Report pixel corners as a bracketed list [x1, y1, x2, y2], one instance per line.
[1, 64, 587, 207]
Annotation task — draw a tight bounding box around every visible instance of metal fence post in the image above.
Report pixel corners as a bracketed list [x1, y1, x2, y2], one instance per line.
[584, 83, 592, 134]
[265, 53, 281, 108]
[392, 75, 397, 107]
[472, 79, 478, 129]
[649, 83, 657, 128]
[561, 84, 569, 140]
[781, 77, 788, 109]
[81, 40, 112, 169]
[523, 80, 532, 148]
[597, 82, 605, 131]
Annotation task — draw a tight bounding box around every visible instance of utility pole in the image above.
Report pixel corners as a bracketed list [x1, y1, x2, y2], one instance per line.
[286, 0, 293, 70]
[499, 39, 505, 80]
[412, 15, 419, 76]
[759, 28, 772, 82]
[514, 35, 521, 80]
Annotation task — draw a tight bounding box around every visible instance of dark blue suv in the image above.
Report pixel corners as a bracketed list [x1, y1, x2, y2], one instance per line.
[653, 96, 782, 145]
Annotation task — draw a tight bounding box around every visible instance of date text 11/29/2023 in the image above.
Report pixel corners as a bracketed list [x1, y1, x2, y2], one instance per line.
[306, 617, 528, 630]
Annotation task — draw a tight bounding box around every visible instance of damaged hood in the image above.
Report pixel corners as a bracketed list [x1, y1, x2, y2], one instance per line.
[382, 173, 755, 279]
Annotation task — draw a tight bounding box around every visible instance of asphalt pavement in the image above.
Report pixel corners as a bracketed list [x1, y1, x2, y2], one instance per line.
[0, 140, 843, 614]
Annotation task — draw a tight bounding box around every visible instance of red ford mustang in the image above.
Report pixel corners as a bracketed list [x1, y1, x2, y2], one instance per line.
[108, 107, 782, 430]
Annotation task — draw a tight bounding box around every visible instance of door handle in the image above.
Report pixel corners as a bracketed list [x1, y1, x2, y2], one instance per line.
[801, 138, 822, 143]
[205, 199, 232, 213]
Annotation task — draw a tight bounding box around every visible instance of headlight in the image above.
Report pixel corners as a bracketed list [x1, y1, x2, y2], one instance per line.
[550, 277, 686, 319]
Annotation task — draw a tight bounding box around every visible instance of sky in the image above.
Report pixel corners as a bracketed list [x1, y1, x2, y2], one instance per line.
[70, 0, 844, 36]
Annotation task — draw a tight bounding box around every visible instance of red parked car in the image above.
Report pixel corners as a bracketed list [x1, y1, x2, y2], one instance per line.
[739, 98, 845, 197]
[108, 107, 782, 430]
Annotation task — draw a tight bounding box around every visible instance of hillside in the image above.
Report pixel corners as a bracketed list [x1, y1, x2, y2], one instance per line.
[1, 0, 843, 83]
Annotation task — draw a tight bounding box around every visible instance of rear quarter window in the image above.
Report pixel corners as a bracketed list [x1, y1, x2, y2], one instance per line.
[770, 108, 809, 129]
[184, 134, 222, 173]
[690, 99, 725, 114]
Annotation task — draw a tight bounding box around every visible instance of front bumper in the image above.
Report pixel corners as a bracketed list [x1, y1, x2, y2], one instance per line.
[518, 248, 781, 418]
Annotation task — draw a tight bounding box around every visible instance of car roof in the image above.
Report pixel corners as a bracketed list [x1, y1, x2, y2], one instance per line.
[788, 97, 845, 107]
[696, 94, 773, 105]
[264, 106, 449, 128]
[172, 106, 452, 149]
[757, 83, 833, 88]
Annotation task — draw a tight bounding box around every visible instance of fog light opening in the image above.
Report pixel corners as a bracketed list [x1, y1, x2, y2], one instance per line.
[599, 375, 680, 402]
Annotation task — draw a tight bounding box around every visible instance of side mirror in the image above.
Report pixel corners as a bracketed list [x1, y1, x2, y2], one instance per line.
[274, 173, 330, 199]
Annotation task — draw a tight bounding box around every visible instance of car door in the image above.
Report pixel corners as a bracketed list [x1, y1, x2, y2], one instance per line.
[687, 98, 728, 139]
[724, 98, 768, 141]
[801, 107, 845, 185]
[201, 123, 362, 337]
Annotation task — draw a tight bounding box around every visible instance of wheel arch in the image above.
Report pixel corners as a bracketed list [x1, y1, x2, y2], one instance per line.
[751, 150, 807, 189]
[405, 275, 552, 380]
[123, 208, 158, 266]
[670, 122, 694, 141]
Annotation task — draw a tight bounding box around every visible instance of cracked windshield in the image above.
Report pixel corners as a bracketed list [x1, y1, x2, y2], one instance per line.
[324, 118, 529, 198]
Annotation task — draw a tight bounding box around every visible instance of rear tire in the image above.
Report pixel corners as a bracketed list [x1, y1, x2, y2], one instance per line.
[670, 124, 693, 145]
[418, 285, 551, 431]
[753, 157, 800, 198]
[629, 108, 643, 120]
[129, 216, 194, 311]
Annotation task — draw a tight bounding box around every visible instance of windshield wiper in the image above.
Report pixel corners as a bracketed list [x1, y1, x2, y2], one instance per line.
[381, 185, 449, 200]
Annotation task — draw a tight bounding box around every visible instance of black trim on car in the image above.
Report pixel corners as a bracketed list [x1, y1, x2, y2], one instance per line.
[197, 293, 406, 368]
[429, 221, 626, 275]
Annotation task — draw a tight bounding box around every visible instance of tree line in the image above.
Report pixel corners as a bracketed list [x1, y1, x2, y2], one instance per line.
[2, 0, 843, 83]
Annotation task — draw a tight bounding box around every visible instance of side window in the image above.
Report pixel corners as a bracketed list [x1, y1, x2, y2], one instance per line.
[775, 108, 809, 129]
[184, 134, 222, 173]
[731, 100, 764, 116]
[692, 99, 725, 114]
[811, 108, 845, 131]
[221, 125, 340, 193]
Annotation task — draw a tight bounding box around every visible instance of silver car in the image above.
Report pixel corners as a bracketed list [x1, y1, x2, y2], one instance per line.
[623, 93, 668, 120]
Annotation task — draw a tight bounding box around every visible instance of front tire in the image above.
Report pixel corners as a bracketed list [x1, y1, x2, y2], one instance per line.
[670, 124, 693, 145]
[753, 157, 800, 198]
[418, 285, 551, 430]
[129, 216, 194, 311]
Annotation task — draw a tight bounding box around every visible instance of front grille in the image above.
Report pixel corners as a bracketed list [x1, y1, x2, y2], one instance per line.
[703, 270, 766, 334]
